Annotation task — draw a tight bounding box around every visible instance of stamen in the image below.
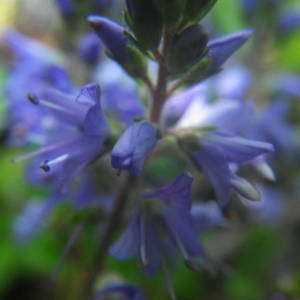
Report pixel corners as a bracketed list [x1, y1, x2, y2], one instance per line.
[169, 226, 199, 271]
[12, 139, 74, 163]
[139, 215, 148, 267]
[40, 160, 50, 172]
[170, 228, 189, 261]
[40, 153, 69, 172]
[28, 92, 84, 120]
[27, 93, 40, 105]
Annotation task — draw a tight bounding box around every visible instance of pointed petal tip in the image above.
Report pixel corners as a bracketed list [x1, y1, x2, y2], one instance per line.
[87, 15, 104, 27]
[230, 176, 261, 202]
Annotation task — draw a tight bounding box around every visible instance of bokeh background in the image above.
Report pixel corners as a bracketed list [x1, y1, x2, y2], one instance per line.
[1, 0, 300, 299]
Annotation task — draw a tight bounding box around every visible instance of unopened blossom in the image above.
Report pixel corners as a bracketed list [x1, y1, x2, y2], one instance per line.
[178, 131, 274, 206]
[111, 120, 158, 176]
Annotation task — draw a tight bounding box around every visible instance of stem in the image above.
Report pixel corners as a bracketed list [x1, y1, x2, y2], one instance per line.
[52, 223, 84, 279]
[84, 174, 137, 298]
[167, 80, 184, 98]
[150, 33, 172, 123]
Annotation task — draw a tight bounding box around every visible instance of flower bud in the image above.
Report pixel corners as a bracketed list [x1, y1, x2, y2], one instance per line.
[182, 0, 218, 24]
[125, 0, 163, 50]
[154, 0, 185, 28]
[88, 15, 128, 63]
[167, 24, 208, 76]
[111, 121, 158, 176]
[88, 15, 147, 78]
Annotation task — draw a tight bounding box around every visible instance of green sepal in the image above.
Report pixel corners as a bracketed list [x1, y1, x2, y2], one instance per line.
[154, 0, 186, 29]
[126, 0, 163, 51]
[176, 126, 217, 153]
[123, 44, 148, 79]
[180, 56, 214, 85]
[167, 24, 208, 77]
[182, 0, 218, 25]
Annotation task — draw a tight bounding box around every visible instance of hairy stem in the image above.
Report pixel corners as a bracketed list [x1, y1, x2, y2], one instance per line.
[150, 33, 172, 123]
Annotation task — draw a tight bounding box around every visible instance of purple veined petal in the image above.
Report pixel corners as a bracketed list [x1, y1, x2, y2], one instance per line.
[192, 149, 232, 206]
[111, 121, 158, 176]
[163, 206, 206, 261]
[200, 131, 274, 164]
[206, 29, 253, 72]
[75, 83, 101, 106]
[77, 83, 109, 137]
[87, 15, 128, 63]
[191, 201, 228, 231]
[109, 215, 140, 260]
[143, 172, 193, 210]
[83, 104, 109, 137]
[34, 88, 88, 125]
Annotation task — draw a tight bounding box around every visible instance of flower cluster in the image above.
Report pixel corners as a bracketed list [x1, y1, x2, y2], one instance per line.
[2, 0, 296, 298]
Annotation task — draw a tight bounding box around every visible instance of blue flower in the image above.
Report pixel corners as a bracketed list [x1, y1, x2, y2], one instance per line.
[205, 29, 253, 76]
[111, 120, 158, 176]
[2, 30, 75, 145]
[110, 173, 206, 274]
[178, 131, 274, 206]
[13, 83, 109, 191]
[88, 15, 128, 64]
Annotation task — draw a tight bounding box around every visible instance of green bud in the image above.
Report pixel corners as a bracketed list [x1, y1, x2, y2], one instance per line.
[154, 0, 186, 29]
[125, 0, 163, 50]
[123, 44, 148, 79]
[167, 24, 208, 76]
[180, 57, 213, 85]
[183, 0, 218, 24]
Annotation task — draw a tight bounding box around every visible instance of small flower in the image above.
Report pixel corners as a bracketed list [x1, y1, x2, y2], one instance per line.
[178, 131, 274, 206]
[111, 120, 158, 176]
[88, 15, 128, 63]
[13, 83, 109, 191]
[110, 173, 206, 274]
[205, 29, 253, 76]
